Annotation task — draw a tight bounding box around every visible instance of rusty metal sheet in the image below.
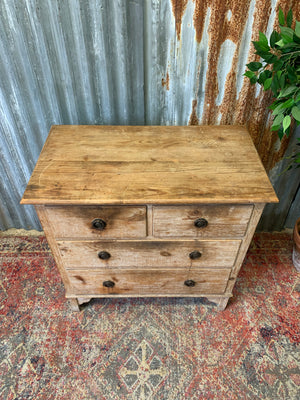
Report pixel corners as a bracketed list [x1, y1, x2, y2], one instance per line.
[163, 0, 300, 171]
[0, 0, 299, 230]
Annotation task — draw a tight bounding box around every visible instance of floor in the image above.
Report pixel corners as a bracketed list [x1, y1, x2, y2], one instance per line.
[0, 231, 299, 399]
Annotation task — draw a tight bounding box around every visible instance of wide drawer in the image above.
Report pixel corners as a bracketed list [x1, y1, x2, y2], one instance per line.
[45, 205, 146, 238]
[153, 205, 253, 238]
[57, 240, 241, 269]
[67, 268, 231, 295]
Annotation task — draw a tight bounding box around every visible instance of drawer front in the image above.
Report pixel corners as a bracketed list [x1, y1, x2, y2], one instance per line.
[45, 206, 146, 238]
[67, 268, 231, 295]
[57, 240, 241, 269]
[153, 205, 253, 238]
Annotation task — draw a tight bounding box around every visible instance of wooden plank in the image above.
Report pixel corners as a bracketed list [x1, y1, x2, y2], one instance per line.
[21, 125, 278, 205]
[66, 268, 231, 296]
[153, 204, 253, 238]
[35, 205, 73, 295]
[225, 203, 265, 294]
[146, 204, 154, 237]
[44, 205, 146, 239]
[57, 239, 241, 269]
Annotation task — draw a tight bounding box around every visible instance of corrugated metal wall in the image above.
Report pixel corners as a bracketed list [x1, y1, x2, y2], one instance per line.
[1, 0, 299, 231]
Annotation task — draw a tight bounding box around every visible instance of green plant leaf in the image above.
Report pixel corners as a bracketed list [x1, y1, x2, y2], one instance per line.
[281, 98, 295, 109]
[264, 78, 272, 90]
[253, 41, 269, 56]
[273, 58, 284, 70]
[271, 124, 281, 131]
[262, 53, 277, 63]
[271, 75, 280, 96]
[280, 26, 294, 38]
[293, 32, 300, 44]
[278, 126, 285, 140]
[269, 99, 281, 110]
[246, 62, 262, 71]
[275, 39, 285, 47]
[296, 20, 300, 38]
[272, 102, 285, 115]
[273, 113, 284, 126]
[258, 31, 270, 50]
[278, 7, 285, 26]
[244, 70, 255, 78]
[270, 31, 281, 48]
[283, 115, 291, 132]
[292, 106, 300, 122]
[281, 33, 294, 43]
[285, 125, 291, 137]
[281, 41, 300, 48]
[287, 66, 298, 83]
[258, 70, 272, 85]
[279, 72, 286, 89]
[278, 85, 297, 98]
[286, 9, 293, 28]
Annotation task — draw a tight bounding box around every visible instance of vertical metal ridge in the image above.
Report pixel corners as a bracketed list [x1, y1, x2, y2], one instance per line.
[59, 0, 97, 123]
[86, 0, 113, 123]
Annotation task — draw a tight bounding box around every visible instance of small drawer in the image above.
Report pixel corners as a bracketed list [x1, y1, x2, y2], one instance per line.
[153, 205, 253, 238]
[67, 268, 231, 296]
[57, 240, 241, 269]
[45, 205, 146, 238]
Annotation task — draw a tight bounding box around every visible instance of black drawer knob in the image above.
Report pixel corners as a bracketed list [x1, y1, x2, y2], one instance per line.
[98, 251, 111, 260]
[103, 280, 115, 288]
[184, 279, 196, 287]
[92, 218, 107, 230]
[189, 250, 202, 260]
[194, 218, 208, 228]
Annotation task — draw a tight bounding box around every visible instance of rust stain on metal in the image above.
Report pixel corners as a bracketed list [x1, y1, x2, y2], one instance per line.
[192, 0, 209, 43]
[189, 99, 199, 125]
[258, 119, 293, 171]
[200, 0, 254, 125]
[235, 0, 272, 126]
[170, 0, 189, 40]
[236, 0, 300, 170]
[162, 71, 170, 90]
[201, 0, 232, 124]
[169, 0, 299, 170]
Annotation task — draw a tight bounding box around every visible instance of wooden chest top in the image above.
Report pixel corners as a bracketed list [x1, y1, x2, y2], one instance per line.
[21, 125, 278, 205]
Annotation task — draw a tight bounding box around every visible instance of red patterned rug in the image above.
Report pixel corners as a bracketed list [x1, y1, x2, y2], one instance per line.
[0, 232, 299, 399]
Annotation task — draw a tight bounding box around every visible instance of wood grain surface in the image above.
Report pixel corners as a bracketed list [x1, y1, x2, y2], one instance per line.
[23, 126, 278, 311]
[67, 268, 231, 295]
[21, 125, 278, 205]
[153, 204, 253, 237]
[45, 205, 146, 238]
[57, 239, 241, 269]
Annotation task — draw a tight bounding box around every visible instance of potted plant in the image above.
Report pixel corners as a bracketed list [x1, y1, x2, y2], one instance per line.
[244, 7, 300, 271]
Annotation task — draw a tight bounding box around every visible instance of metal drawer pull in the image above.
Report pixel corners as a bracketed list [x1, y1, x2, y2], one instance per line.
[194, 218, 208, 228]
[184, 279, 196, 287]
[98, 251, 111, 260]
[92, 218, 107, 230]
[103, 280, 115, 288]
[189, 250, 202, 260]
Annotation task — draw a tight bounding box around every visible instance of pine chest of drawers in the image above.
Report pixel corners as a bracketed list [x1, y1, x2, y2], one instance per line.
[21, 125, 278, 311]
